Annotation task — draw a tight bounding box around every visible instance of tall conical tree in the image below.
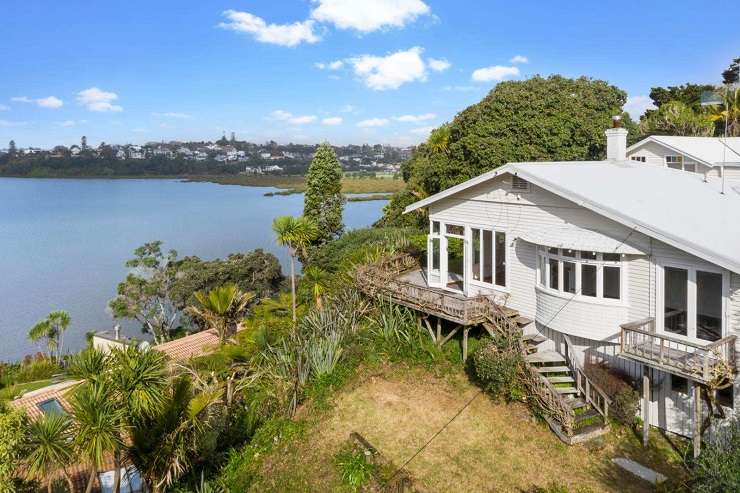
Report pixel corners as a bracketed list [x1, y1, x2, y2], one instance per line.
[303, 143, 344, 243]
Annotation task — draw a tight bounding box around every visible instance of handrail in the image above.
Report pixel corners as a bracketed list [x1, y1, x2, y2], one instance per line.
[563, 334, 611, 420]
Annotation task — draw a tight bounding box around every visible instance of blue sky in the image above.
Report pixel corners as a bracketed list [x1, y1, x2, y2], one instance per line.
[1, 0, 737, 149]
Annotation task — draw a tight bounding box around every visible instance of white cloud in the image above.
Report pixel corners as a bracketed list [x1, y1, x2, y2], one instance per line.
[0, 104, 8, 111]
[357, 118, 389, 127]
[472, 65, 520, 82]
[76, 87, 123, 112]
[443, 85, 477, 92]
[289, 115, 317, 125]
[510, 55, 528, 64]
[624, 95, 656, 120]
[394, 113, 436, 123]
[322, 116, 343, 125]
[311, 0, 430, 32]
[153, 112, 193, 119]
[60, 120, 76, 127]
[410, 125, 435, 135]
[349, 47, 428, 91]
[340, 104, 357, 113]
[36, 96, 63, 109]
[427, 58, 451, 72]
[10, 96, 32, 103]
[268, 110, 293, 121]
[315, 60, 344, 70]
[0, 120, 27, 127]
[219, 10, 320, 47]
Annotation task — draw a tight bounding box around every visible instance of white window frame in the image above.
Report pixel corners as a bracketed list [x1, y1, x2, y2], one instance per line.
[655, 259, 729, 343]
[468, 224, 508, 291]
[536, 247, 627, 305]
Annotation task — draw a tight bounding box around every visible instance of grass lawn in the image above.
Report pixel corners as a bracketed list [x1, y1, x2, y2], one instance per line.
[186, 175, 404, 195]
[0, 379, 54, 403]
[248, 363, 687, 492]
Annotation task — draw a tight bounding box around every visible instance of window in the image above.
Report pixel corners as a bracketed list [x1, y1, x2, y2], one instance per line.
[671, 375, 688, 395]
[538, 248, 623, 301]
[432, 221, 440, 234]
[666, 155, 683, 170]
[664, 266, 688, 336]
[445, 223, 464, 236]
[471, 227, 506, 287]
[662, 265, 725, 341]
[718, 386, 734, 409]
[512, 175, 530, 192]
[38, 398, 66, 416]
[684, 163, 696, 173]
[630, 156, 646, 163]
[430, 238, 440, 272]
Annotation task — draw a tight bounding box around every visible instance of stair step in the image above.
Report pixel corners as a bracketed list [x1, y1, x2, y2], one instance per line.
[522, 334, 547, 345]
[547, 376, 575, 384]
[567, 398, 588, 409]
[573, 423, 608, 437]
[555, 387, 579, 395]
[515, 316, 534, 327]
[536, 365, 570, 374]
[576, 408, 602, 423]
[526, 351, 565, 364]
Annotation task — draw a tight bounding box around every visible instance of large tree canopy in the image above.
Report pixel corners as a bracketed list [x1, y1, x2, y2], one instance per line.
[401, 75, 636, 200]
[303, 142, 344, 243]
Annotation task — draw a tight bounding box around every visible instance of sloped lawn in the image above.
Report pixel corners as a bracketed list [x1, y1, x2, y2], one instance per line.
[247, 363, 686, 492]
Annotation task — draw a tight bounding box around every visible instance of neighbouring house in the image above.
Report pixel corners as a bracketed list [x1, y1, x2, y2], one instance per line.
[627, 135, 740, 180]
[128, 146, 146, 160]
[366, 119, 739, 447]
[116, 149, 126, 160]
[69, 145, 81, 157]
[153, 328, 221, 361]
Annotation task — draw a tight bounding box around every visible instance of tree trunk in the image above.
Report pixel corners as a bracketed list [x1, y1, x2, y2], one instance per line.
[112, 451, 121, 493]
[290, 255, 297, 324]
[85, 465, 97, 493]
[63, 469, 76, 493]
[47, 480, 53, 493]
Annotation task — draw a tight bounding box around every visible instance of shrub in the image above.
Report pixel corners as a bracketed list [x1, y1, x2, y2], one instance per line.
[334, 444, 375, 492]
[306, 331, 344, 379]
[473, 337, 524, 401]
[690, 418, 740, 493]
[584, 362, 639, 426]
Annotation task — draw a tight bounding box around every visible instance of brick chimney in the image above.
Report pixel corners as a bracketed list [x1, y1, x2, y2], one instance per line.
[605, 115, 628, 162]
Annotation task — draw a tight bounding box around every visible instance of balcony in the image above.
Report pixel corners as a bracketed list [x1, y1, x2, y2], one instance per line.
[619, 318, 736, 386]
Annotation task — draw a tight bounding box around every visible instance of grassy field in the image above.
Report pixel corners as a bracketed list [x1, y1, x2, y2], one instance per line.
[0, 379, 54, 403]
[185, 175, 404, 195]
[248, 363, 688, 493]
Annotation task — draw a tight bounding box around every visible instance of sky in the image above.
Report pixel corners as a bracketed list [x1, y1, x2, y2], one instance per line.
[0, 0, 737, 149]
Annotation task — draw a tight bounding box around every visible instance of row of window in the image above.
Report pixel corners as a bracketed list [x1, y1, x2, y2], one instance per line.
[538, 248, 622, 300]
[629, 154, 698, 173]
[471, 227, 506, 287]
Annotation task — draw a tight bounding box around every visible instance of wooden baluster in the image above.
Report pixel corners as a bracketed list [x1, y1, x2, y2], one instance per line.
[659, 337, 665, 364]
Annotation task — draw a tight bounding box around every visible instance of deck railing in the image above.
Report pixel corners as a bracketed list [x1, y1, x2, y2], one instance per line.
[563, 334, 610, 420]
[355, 255, 495, 324]
[620, 318, 736, 384]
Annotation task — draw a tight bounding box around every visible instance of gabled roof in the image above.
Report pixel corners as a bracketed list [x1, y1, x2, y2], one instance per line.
[154, 328, 221, 361]
[405, 161, 740, 274]
[628, 136, 740, 167]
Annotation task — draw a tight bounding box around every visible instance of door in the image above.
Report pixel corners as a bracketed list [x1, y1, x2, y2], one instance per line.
[427, 235, 443, 288]
[442, 223, 466, 292]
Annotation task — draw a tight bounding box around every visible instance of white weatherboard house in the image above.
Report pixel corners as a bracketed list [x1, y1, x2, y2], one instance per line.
[396, 124, 739, 445]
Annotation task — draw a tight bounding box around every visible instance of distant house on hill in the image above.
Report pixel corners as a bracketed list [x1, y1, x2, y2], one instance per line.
[627, 136, 740, 179]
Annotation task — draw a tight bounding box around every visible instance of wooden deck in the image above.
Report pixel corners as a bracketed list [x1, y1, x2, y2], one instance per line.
[620, 318, 736, 386]
[356, 258, 516, 325]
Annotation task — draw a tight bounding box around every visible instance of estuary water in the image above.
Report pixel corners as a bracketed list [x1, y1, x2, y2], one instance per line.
[0, 178, 386, 361]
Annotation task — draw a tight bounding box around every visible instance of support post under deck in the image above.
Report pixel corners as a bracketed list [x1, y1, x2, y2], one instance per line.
[642, 367, 650, 448]
[693, 383, 702, 459]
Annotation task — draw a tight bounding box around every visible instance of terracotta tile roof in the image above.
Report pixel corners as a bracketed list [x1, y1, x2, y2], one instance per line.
[153, 328, 221, 361]
[7, 380, 79, 421]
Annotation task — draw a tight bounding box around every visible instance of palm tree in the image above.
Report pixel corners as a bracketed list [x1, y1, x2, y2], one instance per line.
[25, 413, 76, 493]
[127, 376, 223, 493]
[186, 284, 256, 344]
[427, 124, 450, 154]
[28, 311, 71, 362]
[272, 216, 319, 323]
[707, 86, 740, 137]
[69, 382, 124, 493]
[301, 266, 329, 310]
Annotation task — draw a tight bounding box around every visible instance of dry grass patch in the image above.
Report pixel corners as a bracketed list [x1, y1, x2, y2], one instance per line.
[251, 364, 686, 492]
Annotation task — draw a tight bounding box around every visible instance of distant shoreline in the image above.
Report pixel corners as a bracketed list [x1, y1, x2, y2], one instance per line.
[0, 174, 401, 200]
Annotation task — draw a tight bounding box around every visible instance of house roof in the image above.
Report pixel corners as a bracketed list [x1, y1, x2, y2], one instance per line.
[628, 136, 740, 167]
[405, 160, 740, 274]
[517, 224, 645, 255]
[7, 379, 79, 420]
[153, 328, 221, 361]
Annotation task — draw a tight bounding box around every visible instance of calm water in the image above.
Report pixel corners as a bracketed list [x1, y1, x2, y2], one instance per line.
[0, 178, 386, 361]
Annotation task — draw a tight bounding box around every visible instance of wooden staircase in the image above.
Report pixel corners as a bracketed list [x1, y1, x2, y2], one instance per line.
[523, 334, 610, 444]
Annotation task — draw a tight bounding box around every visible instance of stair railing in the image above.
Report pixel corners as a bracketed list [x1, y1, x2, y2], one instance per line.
[562, 334, 611, 420]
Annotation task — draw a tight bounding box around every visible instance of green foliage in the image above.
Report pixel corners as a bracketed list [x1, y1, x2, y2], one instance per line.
[334, 444, 375, 492]
[169, 250, 284, 309]
[27, 310, 71, 362]
[690, 418, 740, 493]
[375, 188, 427, 229]
[0, 409, 27, 493]
[0, 356, 60, 388]
[187, 283, 256, 343]
[583, 364, 638, 426]
[723, 57, 740, 85]
[648, 83, 718, 113]
[473, 336, 525, 401]
[640, 100, 714, 137]
[217, 418, 305, 492]
[24, 413, 75, 490]
[402, 75, 633, 200]
[304, 143, 345, 243]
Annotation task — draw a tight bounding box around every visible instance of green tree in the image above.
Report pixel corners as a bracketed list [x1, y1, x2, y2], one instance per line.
[109, 241, 180, 345]
[706, 86, 740, 137]
[186, 284, 256, 343]
[272, 216, 318, 323]
[427, 124, 450, 154]
[8, 140, 16, 156]
[648, 83, 717, 113]
[25, 414, 76, 493]
[303, 143, 344, 243]
[28, 310, 71, 362]
[640, 100, 714, 137]
[0, 409, 27, 493]
[300, 266, 329, 309]
[722, 57, 740, 85]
